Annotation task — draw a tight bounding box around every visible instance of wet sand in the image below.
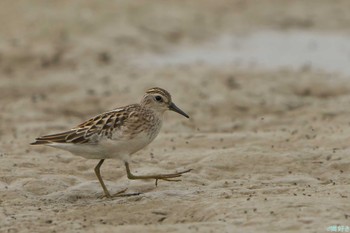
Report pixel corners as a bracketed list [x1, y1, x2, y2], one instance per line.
[1, 1, 350, 232]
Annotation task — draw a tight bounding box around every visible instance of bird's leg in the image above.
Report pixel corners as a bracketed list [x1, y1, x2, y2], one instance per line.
[95, 159, 112, 198]
[124, 162, 192, 186]
[94, 159, 128, 198]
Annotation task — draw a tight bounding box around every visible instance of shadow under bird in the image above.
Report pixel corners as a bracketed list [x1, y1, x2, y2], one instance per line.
[31, 87, 191, 198]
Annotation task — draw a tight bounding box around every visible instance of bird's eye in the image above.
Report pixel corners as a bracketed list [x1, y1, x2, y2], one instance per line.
[155, 95, 163, 102]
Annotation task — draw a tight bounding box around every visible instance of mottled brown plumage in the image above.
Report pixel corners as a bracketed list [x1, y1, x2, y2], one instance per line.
[32, 104, 159, 145]
[31, 87, 191, 198]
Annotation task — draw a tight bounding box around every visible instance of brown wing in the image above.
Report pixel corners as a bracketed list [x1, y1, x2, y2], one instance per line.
[31, 108, 130, 145]
[30, 128, 94, 145]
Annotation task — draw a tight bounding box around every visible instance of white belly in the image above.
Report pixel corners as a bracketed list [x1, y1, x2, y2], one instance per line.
[47, 132, 156, 161]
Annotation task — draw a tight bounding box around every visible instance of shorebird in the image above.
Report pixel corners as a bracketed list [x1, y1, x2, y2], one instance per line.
[31, 87, 191, 198]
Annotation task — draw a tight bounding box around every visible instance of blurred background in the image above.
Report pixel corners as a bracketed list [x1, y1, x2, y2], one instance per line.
[2, 0, 350, 133]
[1, 1, 350, 232]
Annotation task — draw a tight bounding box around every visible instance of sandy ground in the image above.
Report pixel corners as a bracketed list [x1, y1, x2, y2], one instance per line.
[1, 1, 350, 232]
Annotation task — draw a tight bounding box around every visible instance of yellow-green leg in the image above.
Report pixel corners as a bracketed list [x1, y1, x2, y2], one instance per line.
[94, 159, 127, 198]
[124, 162, 192, 186]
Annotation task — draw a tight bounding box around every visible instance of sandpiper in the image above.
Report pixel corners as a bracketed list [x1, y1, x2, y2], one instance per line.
[31, 87, 191, 198]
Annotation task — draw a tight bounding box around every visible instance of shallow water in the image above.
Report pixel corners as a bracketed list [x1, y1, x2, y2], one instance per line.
[138, 31, 350, 75]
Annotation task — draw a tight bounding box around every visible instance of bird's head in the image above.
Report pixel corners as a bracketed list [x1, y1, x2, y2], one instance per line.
[140, 87, 189, 118]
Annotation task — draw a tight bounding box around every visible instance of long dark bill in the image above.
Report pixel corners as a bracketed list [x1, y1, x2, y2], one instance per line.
[169, 102, 189, 118]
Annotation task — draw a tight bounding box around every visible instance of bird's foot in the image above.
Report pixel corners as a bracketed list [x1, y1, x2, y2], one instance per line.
[153, 169, 192, 186]
[98, 188, 128, 199]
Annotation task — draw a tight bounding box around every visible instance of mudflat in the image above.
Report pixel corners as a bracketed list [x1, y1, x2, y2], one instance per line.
[1, 1, 349, 232]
